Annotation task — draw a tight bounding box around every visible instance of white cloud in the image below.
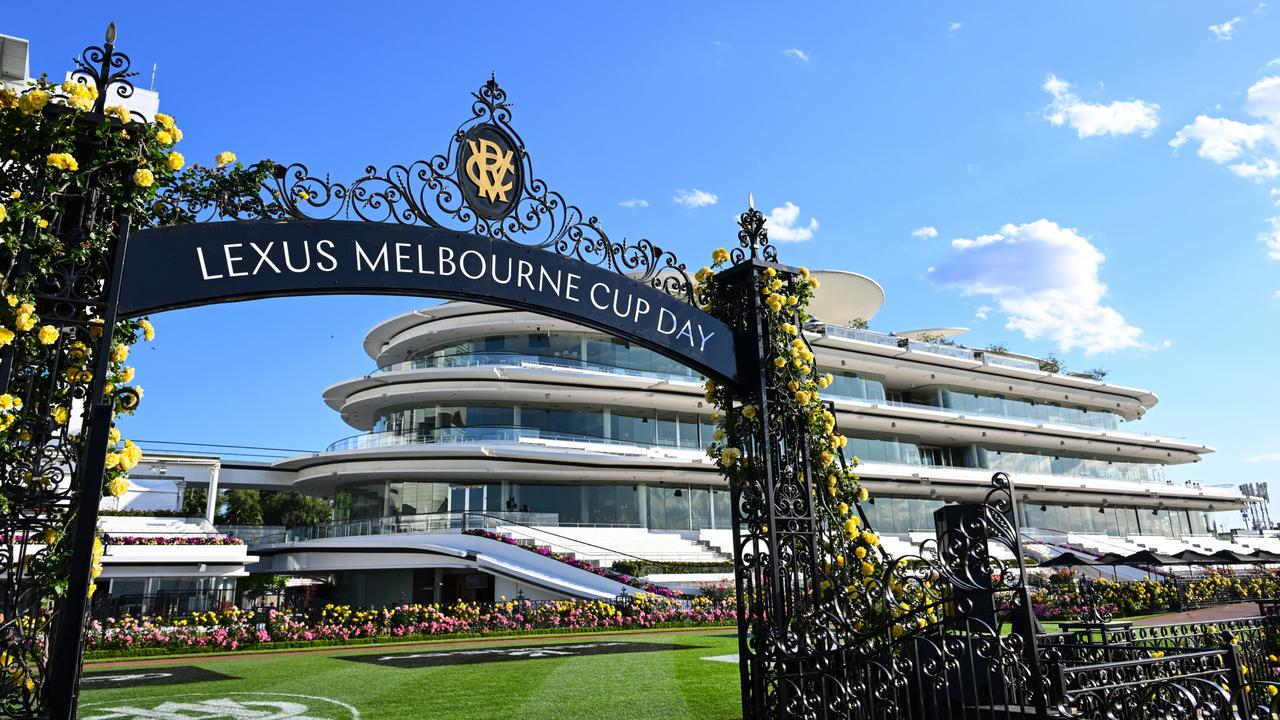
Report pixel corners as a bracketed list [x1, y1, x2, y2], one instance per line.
[1269, 58, 1280, 67]
[1271, 188, 1280, 205]
[974, 305, 991, 320]
[948, 21, 963, 33]
[783, 48, 810, 63]
[1262, 217, 1280, 260]
[1041, 74, 1160, 138]
[713, 40, 731, 48]
[617, 198, 649, 209]
[672, 189, 718, 208]
[1171, 76, 1280, 204]
[1247, 451, 1280, 462]
[912, 226, 939, 239]
[928, 219, 1145, 354]
[1210, 16, 1243, 40]
[766, 202, 819, 242]
[1169, 115, 1270, 162]
[1247, 76, 1280, 122]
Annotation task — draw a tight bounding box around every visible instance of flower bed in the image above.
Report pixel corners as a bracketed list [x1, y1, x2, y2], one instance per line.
[103, 535, 245, 546]
[462, 528, 681, 597]
[86, 597, 735, 657]
[1019, 570, 1280, 620]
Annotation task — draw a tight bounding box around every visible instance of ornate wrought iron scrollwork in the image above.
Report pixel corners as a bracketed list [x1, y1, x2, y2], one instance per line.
[731, 202, 777, 265]
[150, 76, 696, 302]
[69, 23, 138, 116]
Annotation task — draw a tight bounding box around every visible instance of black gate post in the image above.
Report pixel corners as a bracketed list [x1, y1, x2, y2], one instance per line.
[46, 215, 132, 720]
[719, 205, 835, 719]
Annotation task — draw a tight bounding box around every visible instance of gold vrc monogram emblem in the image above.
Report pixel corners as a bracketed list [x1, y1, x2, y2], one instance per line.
[465, 138, 516, 203]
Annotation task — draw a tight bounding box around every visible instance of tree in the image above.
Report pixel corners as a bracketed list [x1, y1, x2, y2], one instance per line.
[224, 489, 263, 525]
[916, 332, 957, 347]
[845, 317, 869, 330]
[180, 488, 208, 518]
[261, 491, 332, 528]
[985, 343, 1010, 354]
[1038, 354, 1062, 374]
[333, 491, 353, 522]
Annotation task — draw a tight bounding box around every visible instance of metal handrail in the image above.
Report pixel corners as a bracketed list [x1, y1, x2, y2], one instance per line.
[253, 511, 730, 565]
[371, 350, 702, 384]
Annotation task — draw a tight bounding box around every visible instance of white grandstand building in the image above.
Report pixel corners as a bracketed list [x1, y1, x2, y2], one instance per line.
[135, 269, 1260, 606]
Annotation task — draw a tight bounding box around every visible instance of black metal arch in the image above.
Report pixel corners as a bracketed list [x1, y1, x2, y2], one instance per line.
[116, 220, 740, 386]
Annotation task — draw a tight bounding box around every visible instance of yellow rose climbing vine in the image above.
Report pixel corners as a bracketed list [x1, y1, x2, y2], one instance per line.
[0, 55, 280, 707]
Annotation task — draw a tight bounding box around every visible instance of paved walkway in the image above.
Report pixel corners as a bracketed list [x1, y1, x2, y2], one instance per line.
[1131, 601, 1264, 626]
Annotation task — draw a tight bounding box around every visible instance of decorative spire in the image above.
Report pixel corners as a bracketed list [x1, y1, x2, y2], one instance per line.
[734, 201, 776, 264]
[73, 21, 137, 115]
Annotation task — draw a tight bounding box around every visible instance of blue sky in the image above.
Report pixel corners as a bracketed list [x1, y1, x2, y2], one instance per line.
[8, 4, 1280, 523]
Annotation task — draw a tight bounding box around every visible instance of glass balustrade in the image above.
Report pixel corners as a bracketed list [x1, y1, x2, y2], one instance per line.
[326, 425, 696, 453]
[373, 351, 702, 383]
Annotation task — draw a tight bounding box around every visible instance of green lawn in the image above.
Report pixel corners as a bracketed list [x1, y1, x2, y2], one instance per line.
[78, 630, 744, 720]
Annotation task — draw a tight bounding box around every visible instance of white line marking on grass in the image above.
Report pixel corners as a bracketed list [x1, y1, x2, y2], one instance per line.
[79, 692, 361, 720]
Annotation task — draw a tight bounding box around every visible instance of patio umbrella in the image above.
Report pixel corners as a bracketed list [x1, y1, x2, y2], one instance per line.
[1118, 549, 1181, 581]
[1209, 549, 1262, 564]
[1174, 550, 1220, 565]
[1090, 552, 1126, 580]
[1091, 552, 1126, 566]
[1249, 549, 1280, 563]
[1118, 549, 1181, 566]
[1040, 551, 1096, 567]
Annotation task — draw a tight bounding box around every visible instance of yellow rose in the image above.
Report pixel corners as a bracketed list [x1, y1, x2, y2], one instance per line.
[139, 318, 155, 341]
[0, 89, 16, 108]
[155, 130, 174, 146]
[111, 343, 129, 363]
[133, 168, 155, 188]
[120, 366, 135, 383]
[711, 248, 729, 263]
[742, 405, 757, 420]
[720, 447, 741, 466]
[46, 153, 79, 172]
[6, 295, 17, 307]
[0, 204, 6, 222]
[15, 314, 35, 332]
[109, 427, 121, 445]
[51, 406, 69, 425]
[36, 325, 59, 345]
[37, 219, 48, 229]
[773, 357, 787, 368]
[105, 105, 130, 124]
[155, 112, 177, 130]
[167, 152, 185, 171]
[215, 151, 237, 167]
[17, 89, 49, 114]
[107, 476, 129, 498]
